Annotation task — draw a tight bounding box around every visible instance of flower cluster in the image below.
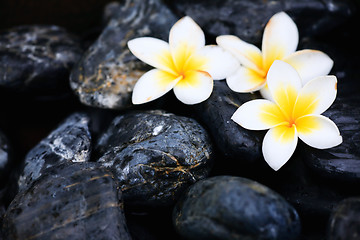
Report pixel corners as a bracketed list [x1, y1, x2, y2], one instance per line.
[127, 12, 342, 171]
[128, 16, 238, 105]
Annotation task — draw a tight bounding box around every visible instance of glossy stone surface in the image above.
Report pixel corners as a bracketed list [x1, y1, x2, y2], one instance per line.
[0, 25, 82, 96]
[3, 162, 131, 240]
[173, 176, 301, 240]
[70, 0, 177, 109]
[300, 97, 360, 181]
[96, 110, 213, 207]
[18, 113, 92, 191]
[166, 0, 355, 44]
[193, 80, 263, 165]
[327, 197, 360, 240]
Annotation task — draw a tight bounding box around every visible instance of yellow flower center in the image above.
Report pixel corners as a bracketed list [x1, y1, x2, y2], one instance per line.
[170, 42, 208, 87]
[261, 84, 320, 133]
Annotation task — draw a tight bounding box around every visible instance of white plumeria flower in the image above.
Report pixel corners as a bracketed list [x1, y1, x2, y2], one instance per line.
[127, 16, 238, 105]
[231, 60, 342, 171]
[216, 11, 334, 100]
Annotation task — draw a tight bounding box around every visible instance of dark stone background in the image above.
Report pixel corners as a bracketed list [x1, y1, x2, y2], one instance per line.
[0, 0, 359, 239]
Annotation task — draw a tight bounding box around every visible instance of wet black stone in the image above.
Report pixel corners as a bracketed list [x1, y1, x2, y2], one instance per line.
[166, 0, 355, 44]
[2, 162, 131, 240]
[300, 97, 360, 182]
[173, 175, 301, 240]
[70, 0, 177, 109]
[193, 80, 263, 165]
[327, 197, 360, 240]
[0, 130, 11, 182]
[96, 110, 213, 207]
[0, 25, 82, 97]
[18, 113, 92, 191]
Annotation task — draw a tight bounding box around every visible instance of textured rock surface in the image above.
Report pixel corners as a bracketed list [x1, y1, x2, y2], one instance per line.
[96, 110, 213, 207]
[327, 197, 360, 240]
[3, 162, 131, 240]
[193, 80, 263, 165]
[70, 0, 177, 109]
[166, 0, 355, 44]
[0, 25, 82, 96]
[173, 175, 301, 240]
[18, 113, 92, 191]
[301, 97, 360, 181]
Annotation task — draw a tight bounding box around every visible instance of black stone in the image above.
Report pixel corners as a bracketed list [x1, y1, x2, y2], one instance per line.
[166, 0, 355, 44]
[0, 25, 82, 97]
[70, 0, 177, 109]
[300, 97, 360, 182]
[193, 80, 263, 165]
[0, 130, 11, 183]
[264, 155, 355, 225]
[173, 175, 301, 240]
[2, 162, 131, 240]
[327, 197, 360, 240]
[96, 110, 213, 207]
[18, 113, 92, 191]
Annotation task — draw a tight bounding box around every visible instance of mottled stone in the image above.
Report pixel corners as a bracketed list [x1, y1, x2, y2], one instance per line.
[96, 110, 213, 207]
[3, 162, 131, 240]
[327, 197, 360, 240]
[70, 0, 177, 109]
[166, 0, 355, 44]
[300, 97, 360, 181]
[0, 25, 82, 96]
[18, 113, 92, 191]
[193, 80, 263, 165]
[173, 176, 301, 240]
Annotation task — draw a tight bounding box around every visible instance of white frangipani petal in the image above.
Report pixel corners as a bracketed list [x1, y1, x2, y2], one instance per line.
[198, 45, 239, 80]
[284, 50, 334, 85]
[294, 75, 338, 116]
[297, 115, 342, 149]
[226, 67, 266, 93]
[259, 84, 274, 101]
[267, 60, 302, 115]
[262, 12, 298, 71]
[231, 99, 285, 130]
[267, 60, 302, 96]
[173, 70, 213, 105]
[216, 35, 264, 75]
[262, 125, 298, 171]
[132, 69, 181, 104]
[127, 37, 176, 75]
[169, 16, 205, 53]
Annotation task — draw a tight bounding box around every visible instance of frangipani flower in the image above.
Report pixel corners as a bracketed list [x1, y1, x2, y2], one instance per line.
[128, 16, 238, 105]
[216, 12, 334, 100]
[231, 60, 342, 171]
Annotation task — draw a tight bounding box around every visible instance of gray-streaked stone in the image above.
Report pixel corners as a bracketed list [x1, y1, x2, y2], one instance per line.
[3, 162, 131, 240]
[70, 0, 177, 109]
[0, 25, 82, 96]
[96, 110, 213, 207]
[18, 113, 92, 191]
